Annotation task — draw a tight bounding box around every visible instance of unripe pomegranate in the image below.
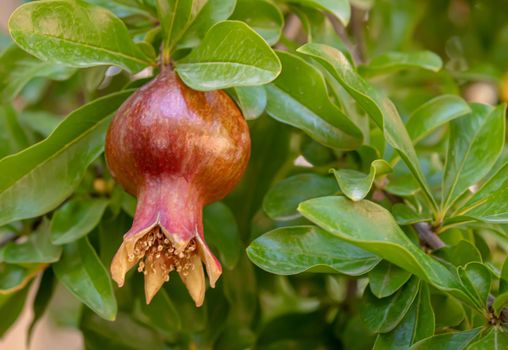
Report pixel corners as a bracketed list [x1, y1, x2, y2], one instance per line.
[105, 68, 250, 306]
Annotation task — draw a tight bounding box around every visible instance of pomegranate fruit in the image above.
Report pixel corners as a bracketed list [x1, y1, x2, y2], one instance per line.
[105, 68, 251, 306]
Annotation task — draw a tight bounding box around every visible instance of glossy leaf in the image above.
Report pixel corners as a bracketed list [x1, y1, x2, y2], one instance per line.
[287, 0, 351, 26]
[53, 237, 117, 321]
[0, 286, 30, 337]
[203, 202, 242, 270]
[232, 85, 267, 120]
[231, 0, 284, 45]
[361, 277, 420, 333]
[410, 328, 481, 350]
[50, 198, 109, 245]
[442, 104, 506, 210]
[298, 43, 436, 209]
[373, 284, 435, 349]
[156, 0, 207, 52]
[176, 21, 281, 90]
[467, 328, 508, 350]
[392, 204, 432, 225]
[298, 196, 473, 304]
[266, 51, 362, 149]
[3, 220, 61, 263]
[9, 0, 155, 72]
[431, 293, 465, 328]
[0, 90, 133, 226]
[247, 225, 381, 276]
[0, 105, 29, 159]
[363, 51, 443, 76]
[368, 260, 412, 298]
[133, 288, 181, 337]
[0, 44, 75, 102]
[177, 0, 237, 49]
[406, 95, 471, 144]
[459, 162, 508, 223]
[0, 263, 42, 294]
[457, 262, 491, 310]
[263, 173, 338, 221]
[331, 159, 391, 201]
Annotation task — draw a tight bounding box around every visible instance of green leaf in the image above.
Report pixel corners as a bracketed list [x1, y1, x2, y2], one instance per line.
[459, 162, 508, 223]
[230, 0, 284, 45]
[3, 220, 61, 263]
[493, 292, 508, 316]
[177, 0, 237, 49]
[457, 262, 491, 310]
[363, 51, 443, 76]
[18, 111, 61, 138]
[0, 285, 30, 337]
[500, 256, 508, 295]
[373, 284, 435, 349]
[331, 159, 391, 201]
[298, 196, 473, 304]
[361, 277, 420, 333]
[203, 202, 242, 270]
[265, 51, 362, 149]
[0, 44, 75, 102]
[82, 311, 164, 349]
[431, 293, 465, 328]
[263, 173, 338, 221]
[298, 43, 437, 210]
[156, 0, 207, 53]
[53, 237, 117, 321]
[0, 263, 41, 294]
[294, 6, 343, 47]
[434, 240, 482, 268]
[247, 225, 381, 276]
[9, 0, 155, 72]
[410, 328, 481, 350]
[0, 105, 29, 158]
[392, 204, 432, 225]
[133, 289, 181, 337]
[368, 260, 412, 298]
[232, 85, 267, 120]
[50, 198, 109, 245]
[287, 0, 351, 26]
[442, 104, 506, 211]
[175, 20, 281, 90]
[406, 95, 471, 144]
[467, 328, 508, 350]
[0, 90, 133, 226]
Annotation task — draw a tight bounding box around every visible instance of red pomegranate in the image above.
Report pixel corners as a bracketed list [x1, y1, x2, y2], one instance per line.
[105, 68, 251, 306]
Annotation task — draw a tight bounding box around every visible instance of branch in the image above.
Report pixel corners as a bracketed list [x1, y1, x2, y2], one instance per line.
[413, 222, 445, 250]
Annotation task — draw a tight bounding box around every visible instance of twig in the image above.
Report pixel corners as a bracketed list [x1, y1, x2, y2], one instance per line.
[413, 222, 446, 250]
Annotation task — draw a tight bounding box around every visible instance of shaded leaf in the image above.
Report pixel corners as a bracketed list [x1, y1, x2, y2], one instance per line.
[368, 260, 412, 298]
[331, 159, 391, 201]
[406, 95, 471, 144]
[0, 105, 29, 158]
[266, 51, 362, 149]
[442, 104, 506, 210]
[457, 262, 491, 311]
[0, 263, 42, 294]
[203, 202, 242, 270]
[231, 0, 284, 45]
[467, 328, 508, 350]
[361, 277, 420, 333]
[410, 328, 481, 350]
[363, 51, 443, 76]
[232, 85, 267, 120]
[3, 219, 61, 263]
[0, 44, 75, 102]
[373, 284, 435, 349]
[53, 237, 117, 321]
[0, 285, 30, 337]
[263, 173, 338, 221]
[287, 0, 350, 26]
[247, 225, 381, 276]
[51, 198, 109, 245]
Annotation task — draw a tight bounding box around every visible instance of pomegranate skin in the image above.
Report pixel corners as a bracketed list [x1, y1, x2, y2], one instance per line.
[105, 68, 250, 305]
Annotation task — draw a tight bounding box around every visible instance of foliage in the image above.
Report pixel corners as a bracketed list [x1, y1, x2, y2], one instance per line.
[1, 0, 508, 348]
